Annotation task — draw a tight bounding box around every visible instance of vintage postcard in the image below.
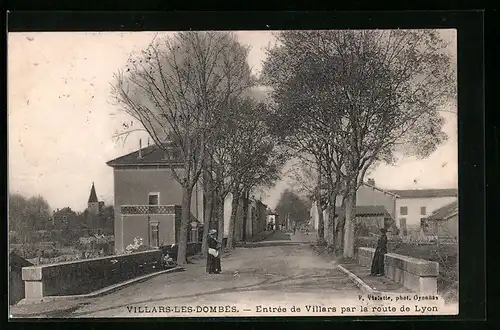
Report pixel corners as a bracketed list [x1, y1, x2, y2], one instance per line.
[8, 28, 458, 318]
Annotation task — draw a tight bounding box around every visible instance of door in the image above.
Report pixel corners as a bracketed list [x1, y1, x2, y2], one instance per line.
[149, 221, 159, 248]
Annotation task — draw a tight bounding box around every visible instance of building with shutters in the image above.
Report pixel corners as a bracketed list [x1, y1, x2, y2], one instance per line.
[107, 141, 268, 254]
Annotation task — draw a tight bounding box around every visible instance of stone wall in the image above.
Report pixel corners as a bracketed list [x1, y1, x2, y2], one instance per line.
[357, 247, 439, 294]
[22, 250, 162, 303]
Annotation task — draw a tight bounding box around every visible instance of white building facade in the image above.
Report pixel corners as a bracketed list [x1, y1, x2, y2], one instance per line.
[388, 189, 458, 235]
[310, 202, 319, 230]
[267, 214, 277, 225]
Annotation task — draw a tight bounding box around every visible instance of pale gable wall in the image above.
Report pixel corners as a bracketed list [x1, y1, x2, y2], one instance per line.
[323, 208, 332, 243]
[356, 185, 397, 218]
[222, 194, 266, 239]
[193, 178, 204, 224]
[334, 185, 397, 218]
[310, 201, 319, 230]
[223, 193, 233, 238]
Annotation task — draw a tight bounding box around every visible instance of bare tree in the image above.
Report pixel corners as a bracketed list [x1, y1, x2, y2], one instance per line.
[262, 29, 456, 258]
[196, 97, 266, 248]
[230, 147, 286, 247]
[289, 149, 345, 247]
[111, 31, 254, 265]
[225, 98, 287, 248]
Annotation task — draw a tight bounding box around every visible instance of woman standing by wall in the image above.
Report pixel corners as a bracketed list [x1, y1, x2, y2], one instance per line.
[206, 229, 221, 274]
[370, 228, 388, 276]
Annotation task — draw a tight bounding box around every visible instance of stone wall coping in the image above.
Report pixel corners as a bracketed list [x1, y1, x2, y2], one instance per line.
[385, 252, 433, 265]
[357, 247, 438, 277]
[385, 253, 438, 276]
[22, 250, 161, 281]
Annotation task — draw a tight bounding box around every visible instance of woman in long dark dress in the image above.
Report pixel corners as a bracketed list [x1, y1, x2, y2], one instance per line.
[370, 228, 388, 276]
[206, 229, 222, 274]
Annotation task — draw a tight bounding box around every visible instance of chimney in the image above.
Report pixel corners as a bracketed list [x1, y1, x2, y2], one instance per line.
[138, 139, 142, 159]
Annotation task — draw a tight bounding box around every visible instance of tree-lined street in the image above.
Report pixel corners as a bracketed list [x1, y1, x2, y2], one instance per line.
[9, 27, 459, 318]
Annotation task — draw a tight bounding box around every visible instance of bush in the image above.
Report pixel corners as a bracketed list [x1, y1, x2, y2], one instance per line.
[135, 245, 151, 252]
[20, 244, 39, 259]
[354, 223, 370, 237]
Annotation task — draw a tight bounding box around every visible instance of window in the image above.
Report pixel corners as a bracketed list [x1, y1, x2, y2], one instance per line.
[148, 193, 159, 206]
[149, 222, 159, 248]
[400, 206, 408, 215]
[420, 206, 427, 216]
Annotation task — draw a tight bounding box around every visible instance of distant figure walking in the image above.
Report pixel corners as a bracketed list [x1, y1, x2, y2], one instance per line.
[293, 224, 297, 235]
[370, 228, 388, 276]
[206, 229, 222, 274]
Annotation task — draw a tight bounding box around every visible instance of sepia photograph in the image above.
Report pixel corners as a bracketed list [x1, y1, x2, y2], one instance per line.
[8, 28, 459, 318]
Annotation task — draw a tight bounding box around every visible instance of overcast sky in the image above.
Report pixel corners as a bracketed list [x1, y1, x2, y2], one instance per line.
[8, 30, 457, 212]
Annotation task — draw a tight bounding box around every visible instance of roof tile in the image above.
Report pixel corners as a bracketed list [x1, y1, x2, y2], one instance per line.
[388, 189, 458, 198]
[107, 144, 183, 167]
[335, 205, 391, 217]
[426, 200, 458, 221]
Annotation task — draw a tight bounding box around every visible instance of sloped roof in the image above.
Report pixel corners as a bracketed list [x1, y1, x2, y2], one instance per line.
[388, 189, 458, 199]
[106, 144, 184, 168]
[88, 182, 98, 203]
[426, 200, 458, 221]
[362, 183, 400, 198]
[336, 205, 391, 217]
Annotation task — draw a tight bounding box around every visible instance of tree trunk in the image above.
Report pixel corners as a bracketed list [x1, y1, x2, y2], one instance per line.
[327, 193, 337, 247]
[227, 190, 240, 249]
[242, 190, 250, 240]
[217, 192, 225, 247]
[201, 178, 213, 259]
[316, 155, 325, 245]
[335, 193, 350, 253]
[177, 185, 193, 266]
[317, 201, 325, 245]
[343, 187, 357, 258]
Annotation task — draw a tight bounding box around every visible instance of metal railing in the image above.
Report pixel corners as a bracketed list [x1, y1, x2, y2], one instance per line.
[121, 205, 177, 215]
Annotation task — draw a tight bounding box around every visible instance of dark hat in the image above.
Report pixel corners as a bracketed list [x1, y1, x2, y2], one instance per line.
[380, 228, 387, 233]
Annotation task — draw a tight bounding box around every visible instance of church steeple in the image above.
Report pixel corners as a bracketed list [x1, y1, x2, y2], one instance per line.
[88, 182, 98, 203]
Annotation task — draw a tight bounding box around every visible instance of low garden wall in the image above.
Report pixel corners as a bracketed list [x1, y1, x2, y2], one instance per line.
[22, 250, 162, 303]
[356, 236, 458, 294]
[358, 247, 439, 294]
